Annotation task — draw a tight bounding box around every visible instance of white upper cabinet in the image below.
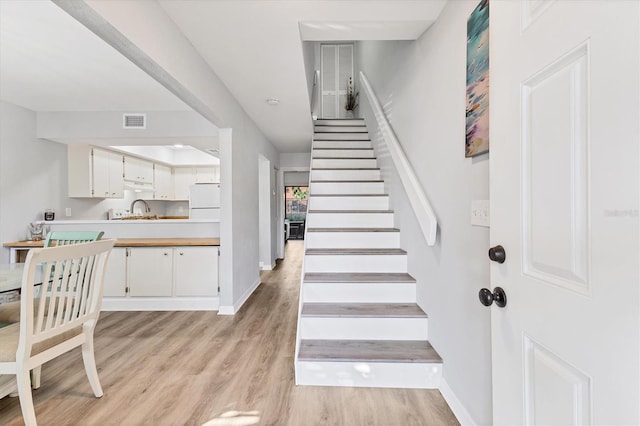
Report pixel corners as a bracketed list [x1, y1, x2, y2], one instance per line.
[68, 145, 124, 198]
[195, 166, 219, 183]
[173, 167, 196, 201]
[154, 164, 173, 200]
[124, 156, 154, 184]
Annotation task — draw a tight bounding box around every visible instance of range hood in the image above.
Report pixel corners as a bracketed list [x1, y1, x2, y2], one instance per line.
[123, 181, 155, 193]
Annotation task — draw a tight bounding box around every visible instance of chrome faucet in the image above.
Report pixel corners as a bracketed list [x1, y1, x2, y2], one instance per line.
[130, 199, 151, 216]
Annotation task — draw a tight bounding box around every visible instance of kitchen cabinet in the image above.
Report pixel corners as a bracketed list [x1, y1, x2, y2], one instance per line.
[124, 156, 154, 184]
[173, 167, 196, 200]
[103, 248, 127, 297]
[174, 247, 218, 296]
[127, 248, 173, 297]
[195, 167, 219, 183]
[154, 164, 173, 200]
[68, 145, 124, 198]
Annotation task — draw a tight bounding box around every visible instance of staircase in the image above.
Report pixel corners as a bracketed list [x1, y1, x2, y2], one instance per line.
[295, 118, 442, 389]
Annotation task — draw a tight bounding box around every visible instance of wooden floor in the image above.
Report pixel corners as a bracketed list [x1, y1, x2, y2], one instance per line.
[0, 240, 458, 426]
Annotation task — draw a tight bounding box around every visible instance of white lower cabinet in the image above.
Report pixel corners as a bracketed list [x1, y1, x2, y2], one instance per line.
[174, 247, 218, 296]
[103, 248, 127, 297]
[128, 248, 173, 297]
[102, 246, 219, 308]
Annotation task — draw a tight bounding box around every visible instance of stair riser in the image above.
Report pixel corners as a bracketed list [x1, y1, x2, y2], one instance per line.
[310, 181, 385, 194]
[315, 133, 370, 140]
[295, 361, 442, 389]
[314, 126, 367, 133]
[307, 213, 393, 228]
[312, 149, 375, 158]
[299, 317, 428, 340]
[308, 196, 389, 211]
[315, 119, 364, 126]
[312, 158, 378, 169]
[311, 169, 381, 181]
[304, 254, 407, 273]
[305, 232, 400, 249]
[302, 282, 415, 303]
[313, 140, 372, 149]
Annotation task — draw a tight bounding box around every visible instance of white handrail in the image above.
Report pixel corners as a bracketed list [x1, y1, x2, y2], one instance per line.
[359, 71, 438, 246]
[311, 70, 320, 120]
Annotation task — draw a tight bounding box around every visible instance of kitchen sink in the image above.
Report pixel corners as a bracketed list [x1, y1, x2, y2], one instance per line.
[121, 215, 159, 220]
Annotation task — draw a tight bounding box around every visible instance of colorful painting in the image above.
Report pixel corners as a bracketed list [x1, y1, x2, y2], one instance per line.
[465, 0, 490, 158]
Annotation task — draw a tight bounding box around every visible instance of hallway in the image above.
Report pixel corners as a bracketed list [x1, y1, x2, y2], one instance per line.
[0, 240, 458, 425]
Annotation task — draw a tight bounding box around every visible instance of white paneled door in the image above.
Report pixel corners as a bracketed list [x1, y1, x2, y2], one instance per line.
[490, 1, 639, 424]
[321, 44, 353, 118]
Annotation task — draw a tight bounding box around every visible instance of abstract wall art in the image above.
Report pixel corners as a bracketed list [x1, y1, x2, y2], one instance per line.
[466, 0, 490, 158]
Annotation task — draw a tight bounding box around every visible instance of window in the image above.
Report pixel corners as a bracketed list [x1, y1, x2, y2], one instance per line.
[285, 186, 308, 221]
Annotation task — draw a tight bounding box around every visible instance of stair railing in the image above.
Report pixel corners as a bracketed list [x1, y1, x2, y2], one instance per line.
[311, 69, 320, 119]
[359, 71, 438, 246]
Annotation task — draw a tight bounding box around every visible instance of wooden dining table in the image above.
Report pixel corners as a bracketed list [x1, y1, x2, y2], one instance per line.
[0, 263, 25, 294]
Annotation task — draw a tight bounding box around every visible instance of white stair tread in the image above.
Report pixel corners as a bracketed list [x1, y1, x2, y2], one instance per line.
[298, 339, 441, 363]
[313, 156, 375, 160]
[310, 180, 383, 183]
[308, 209, 392, 213]
[312, 168, 380, 171]
[306, 248, 406, 255]
[310, 194, 388, 197]
[304, 272, 415, 283]
[306, 228, 399, 233]
[301, 302, 425, 318]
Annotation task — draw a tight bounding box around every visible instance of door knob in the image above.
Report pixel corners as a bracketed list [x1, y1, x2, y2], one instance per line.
[478, 287, 507, 308]
[488, 245, 506, 263]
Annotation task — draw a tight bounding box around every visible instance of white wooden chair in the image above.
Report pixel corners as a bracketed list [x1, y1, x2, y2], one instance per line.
[0, 239, 115, 426]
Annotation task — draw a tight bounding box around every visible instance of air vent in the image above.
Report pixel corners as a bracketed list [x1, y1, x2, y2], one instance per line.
[123, 113, 146, 129]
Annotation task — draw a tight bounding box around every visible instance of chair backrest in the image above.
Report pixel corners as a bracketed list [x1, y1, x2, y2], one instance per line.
[18, 240, 115, 362]
[44, 231, 104, 248]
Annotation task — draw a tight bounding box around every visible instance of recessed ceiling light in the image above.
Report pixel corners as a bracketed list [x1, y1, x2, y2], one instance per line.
[266, 98, 280, 106]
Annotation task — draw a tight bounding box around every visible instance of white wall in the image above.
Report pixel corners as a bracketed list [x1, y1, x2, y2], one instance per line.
[280, 152, 311, 169]
[356, 1, 491, 424]
[59, 0, 280, 313]
[284, 172, 310, 186]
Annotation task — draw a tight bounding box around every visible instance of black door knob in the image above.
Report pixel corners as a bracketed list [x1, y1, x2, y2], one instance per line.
[478, 287, 507, 308]
[488, 245, 506, 263]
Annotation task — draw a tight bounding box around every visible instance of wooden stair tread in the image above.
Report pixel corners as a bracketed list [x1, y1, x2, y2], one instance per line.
[298, 339, 441, 363]
[314, 140, 371, 143]
[304, 272, 415, 283]
[313, 157, 376, 160]
[306, 228, 399, 233]
[306, 248, 406, 255]
[312, 168, 380, 171]
[301, 303, 426, 318]
[313, 147, 373, 150]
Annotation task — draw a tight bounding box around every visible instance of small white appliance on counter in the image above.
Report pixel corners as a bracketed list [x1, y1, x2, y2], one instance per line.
[189, 184, 220, 220]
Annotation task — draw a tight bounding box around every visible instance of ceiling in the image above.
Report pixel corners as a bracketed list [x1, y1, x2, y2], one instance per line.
[0, 0, 447, 153]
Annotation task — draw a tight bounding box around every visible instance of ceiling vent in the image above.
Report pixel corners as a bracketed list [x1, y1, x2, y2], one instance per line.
[123, 113, 146, 129]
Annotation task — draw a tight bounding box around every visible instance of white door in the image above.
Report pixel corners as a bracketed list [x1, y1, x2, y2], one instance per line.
[321, 44, 353, 118]
[128, 248, 173, 297]
[174, 247, 218, 297]
[490, 1, 639, 425]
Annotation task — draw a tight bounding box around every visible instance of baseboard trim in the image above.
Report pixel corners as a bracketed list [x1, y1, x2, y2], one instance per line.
[439, 379, 476, 426]
[218, 278, 262, 315]
[101, 296, 219, 311]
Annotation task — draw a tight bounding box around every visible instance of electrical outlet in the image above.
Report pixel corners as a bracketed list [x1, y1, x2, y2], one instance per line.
[65, 207, 72, 217]
[471, 200, 489, 227]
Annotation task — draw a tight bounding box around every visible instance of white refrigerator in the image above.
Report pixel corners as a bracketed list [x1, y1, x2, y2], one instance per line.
[189, 184, 220, 220]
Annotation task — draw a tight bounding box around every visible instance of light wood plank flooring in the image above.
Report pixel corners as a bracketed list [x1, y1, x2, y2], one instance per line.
[0, 240, 458, 425]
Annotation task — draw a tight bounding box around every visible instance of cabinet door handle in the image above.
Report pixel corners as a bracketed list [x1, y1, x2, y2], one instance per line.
[179, 252, 184, 256]
[164, 252, 169, 256]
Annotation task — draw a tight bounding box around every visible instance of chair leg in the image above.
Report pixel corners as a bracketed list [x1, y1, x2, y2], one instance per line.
[81, 337, 103, 397]
[16, 369, 37, 426]
[31, 366, 42, 389]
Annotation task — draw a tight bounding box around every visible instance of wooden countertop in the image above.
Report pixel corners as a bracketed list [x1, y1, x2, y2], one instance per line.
[3, 238, 220, 248]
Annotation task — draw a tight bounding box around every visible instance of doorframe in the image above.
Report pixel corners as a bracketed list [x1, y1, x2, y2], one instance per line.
[276, 166, 310, 260]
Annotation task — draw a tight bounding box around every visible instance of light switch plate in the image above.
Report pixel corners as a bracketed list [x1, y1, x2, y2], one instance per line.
[471, 200, 490, 227]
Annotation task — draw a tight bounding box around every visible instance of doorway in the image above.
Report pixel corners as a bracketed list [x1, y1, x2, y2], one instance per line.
[321, 44, 354, 118]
